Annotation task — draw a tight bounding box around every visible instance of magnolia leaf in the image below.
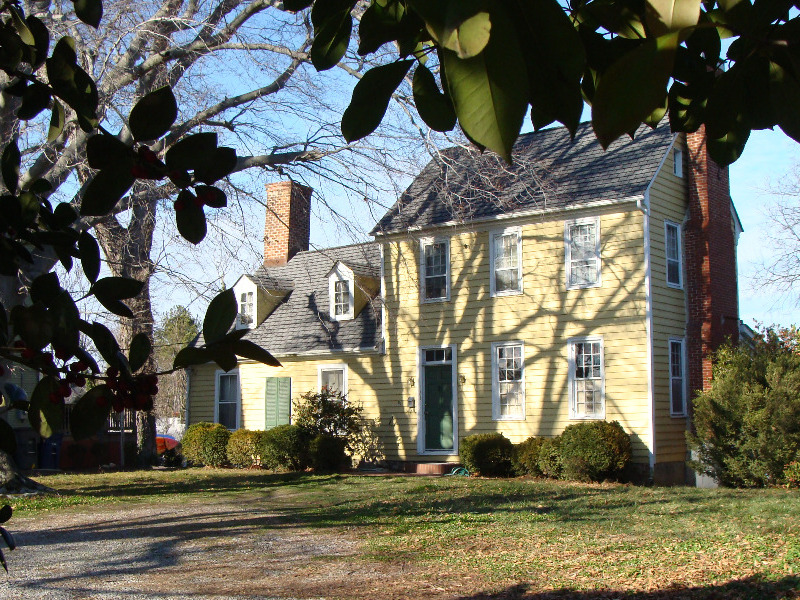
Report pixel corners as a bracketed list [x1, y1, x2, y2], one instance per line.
[770, 60, 800, 144]
[70, 386, 113, 441]
[358, 0, 417, 55]
[207, 343, 239, 372]
[9, 6, 35, 47]
[592, 33, 679, 148]
[128, 332, 151, 372]
[310, 0, 354, 70]
[80, 166, 135, 216]
[193, 147, 237, 184]
[231, 339, 281, 367]
[646, 0, 702, 36]
[165, 132, 218, 171]
[194, 186, 227, 209]
[175, 196, 207, 244]
[173, 346, 212, 369]
[17, 83, 51, 120]
[283, 0, 313, 11]
[129, 86, 178, 142]
[92, 276, 144, 301]
[2, 137, 20, 195]
[73, 0, 103, 28]
[707, 126, 750, 166]
[10, 303, 53, 351]
[27, 15, 49, 68]
[342, 60, 413, 142]
[51, 291, 81, 351]
[203, 288, 237, 344]
[413, 63, 457, 132]
[442, 4, 528, 161]
[82, 320, 121, 365]
[30, 272, 61, 306]
[409, 0, 491, 59]
[48, 100, 66, 142]
[86, 134, 133, 170]
[78, 231, 101, 283]
[0, 505, 11, 525]
[28, 376, 63, 439]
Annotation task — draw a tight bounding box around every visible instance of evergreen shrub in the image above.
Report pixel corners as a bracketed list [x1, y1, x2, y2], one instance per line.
[459, 433, 514, 477]
[309, 434, 348, 472]
[226, 429, 262, 468]
[537, 436, 563, 479]
[512, 436, 546, 476]
[260, 424, 310, 471]
[558, 421, 632, 482]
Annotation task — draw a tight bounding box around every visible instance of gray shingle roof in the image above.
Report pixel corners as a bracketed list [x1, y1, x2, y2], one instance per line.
[371, 121, 675, 235]
[242, 243, 382, 355]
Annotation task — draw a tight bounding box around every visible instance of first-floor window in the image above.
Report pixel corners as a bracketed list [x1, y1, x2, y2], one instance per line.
[216, 371, 240, 430]
[318, 364, 347, 397]
[669, 338, 687, 416]
[492, 342, 525, 420]
[569, 338, 604, 419]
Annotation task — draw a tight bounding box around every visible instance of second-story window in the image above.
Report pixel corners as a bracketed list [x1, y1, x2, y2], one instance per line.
[491, 228, 522, 296]
[239, 291, 254, 327]
[565, 217, 601, 289]
[665, 221, 682, 288]
[422, 238, 450, 301]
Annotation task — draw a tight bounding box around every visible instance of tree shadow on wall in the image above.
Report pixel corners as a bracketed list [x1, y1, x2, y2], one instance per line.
[457, 575, 800, 600]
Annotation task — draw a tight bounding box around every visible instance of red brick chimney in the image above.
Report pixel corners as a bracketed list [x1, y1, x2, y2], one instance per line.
[264, 181, 312, 266]
[684, 126, 740, 401]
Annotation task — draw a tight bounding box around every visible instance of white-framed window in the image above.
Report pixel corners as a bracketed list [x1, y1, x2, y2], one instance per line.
[665, 221, 683, 289]
[492, 342, 525, 420]
[238, 291, 254, 328]
[328, 266, 354, 321]
[565, 217, 601, 289]
[673, 148, 684, 178]
[669, 338, 687, 417]
[490, 227, 523, 296]
[420, 237, 450, 302]
[215, 370, 240, 430]
[568, 337, 604, 419]
[318, 364, 348, 397]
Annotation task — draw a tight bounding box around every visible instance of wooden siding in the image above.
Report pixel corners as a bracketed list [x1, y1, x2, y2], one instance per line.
[647, 136, 691, 464]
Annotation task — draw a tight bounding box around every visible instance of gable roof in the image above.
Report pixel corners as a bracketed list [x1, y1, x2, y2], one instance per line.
[238, 242, 382, 356]
[371, 121, 676, 235]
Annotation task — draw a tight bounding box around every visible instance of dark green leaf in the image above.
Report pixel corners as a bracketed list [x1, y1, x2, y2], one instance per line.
[0, 300, 7, 346]
[129, 86, 178, 142]
[173, 346, 212, 369]
[707, 126, 750, 166]
[84, 321, 121, 365]
[10, 303, 53, 351]
[203, 288, 237, 344]
[408, 0, 491, 59]
[26, 16, 49, 68]
[195, 186, 227, 208]
[17, 83, 51, 120]
[51, 291, 81, 351]
[29, 178, 53, 194]
[2, 138, 20, 195]
[9, 6, 35, 47]
[310, 0, 354, 70]
[48, 100, 66, 142]
[128, 332, 151, 372]
[770, 60, 800, 143]
[73, 346, 99, 374]
[28, 376, 63, 439]
[86, 134, 133, 170]
[645, 0, 702, 36]
[165, 132, 218, 172]
[53, 202, 78, 227]
[73, 0, 103, 28]
[0, 505, 11, 525]
[92, 277, 144, 302]
[193, 147, 237, 184]
[231, 339, 281, 366]
[358, 0, 423, 56]
[342, 60, 413, 142]
[69, 386, 113, 441]
[78, 231, 101, 283]
[0, 27, 24, 72]
[442, 4, 529, 162]
[412, 63, 457, 132]
[283, 0, 313, 11]
[0, 527, 15, 552]
[80, 166, 135, 216]
[0, 420, 16, 455]
[30, 272, 61, 306]
[592, 33, 679, 148]
[207, 342, 239, 372]
[175, 193, 207, 244]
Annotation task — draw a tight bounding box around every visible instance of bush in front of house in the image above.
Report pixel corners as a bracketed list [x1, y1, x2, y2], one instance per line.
[688, 327, 800, 487]
[293, 389, 364, 450]
[309, 434, 348, 473]
[512, 436, 546, 476]
[260, 424, 311, 471]
[558, 421, 632, 482]
[182, 422, 230, 467]
[227, 429, 262, 468]
[459, 433, 514, 477]
[537, 436, 562, 479]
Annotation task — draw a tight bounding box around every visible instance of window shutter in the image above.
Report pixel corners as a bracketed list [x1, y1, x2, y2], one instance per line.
[278, 377, 291, 426]
[265, 377, 291, 429]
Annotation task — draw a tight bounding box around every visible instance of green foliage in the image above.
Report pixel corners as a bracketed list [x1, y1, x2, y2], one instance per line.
[259, 424, 310, 471]
[293, 389, 365, 453]
[558, 421, 632, 482]
[784, 461, 800, 489]
[688, 327, 800, 487]
[181, 422, 232, 467]
[512, 436, 546, 477]
[537, 436, 562, 479]
[226, 429, 262, 469]
[308, 434, 348, 473]
[459, 433, 514, 477]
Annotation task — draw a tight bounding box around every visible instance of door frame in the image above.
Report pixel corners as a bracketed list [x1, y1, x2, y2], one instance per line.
[417, 344, 458, 455]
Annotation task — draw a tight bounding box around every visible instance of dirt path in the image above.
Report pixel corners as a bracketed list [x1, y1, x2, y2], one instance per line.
[0, 497, 459, 600]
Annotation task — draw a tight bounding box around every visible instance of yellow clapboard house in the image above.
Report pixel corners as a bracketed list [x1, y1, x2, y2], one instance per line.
[185, 122, 743, 485]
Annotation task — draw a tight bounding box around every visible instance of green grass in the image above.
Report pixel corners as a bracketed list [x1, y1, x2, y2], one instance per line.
[5, 470, 800, 597]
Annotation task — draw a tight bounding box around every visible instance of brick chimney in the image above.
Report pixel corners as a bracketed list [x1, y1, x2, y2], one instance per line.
[684, 126, 740, 402]
[264, 181, 312, 266]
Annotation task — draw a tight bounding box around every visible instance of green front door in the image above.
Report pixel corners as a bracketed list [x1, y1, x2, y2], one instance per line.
[424, 364, 453, 451]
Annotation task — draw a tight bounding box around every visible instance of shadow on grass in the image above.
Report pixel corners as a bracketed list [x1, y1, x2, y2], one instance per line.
[458, 575, 800, 599]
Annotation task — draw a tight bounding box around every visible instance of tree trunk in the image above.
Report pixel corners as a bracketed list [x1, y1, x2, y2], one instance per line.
[95, 193, 159, 466]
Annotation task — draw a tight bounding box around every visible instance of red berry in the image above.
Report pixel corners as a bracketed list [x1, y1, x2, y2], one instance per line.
[75, 360, 88, 371]
[76, 375, 87, 387]
[58, 382, 71, 397]
[54, 347, 70, 360]
[69, 362, 81, 372]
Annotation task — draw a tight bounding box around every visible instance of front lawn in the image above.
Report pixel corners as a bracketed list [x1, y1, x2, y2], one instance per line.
[6, 470, 799, 598]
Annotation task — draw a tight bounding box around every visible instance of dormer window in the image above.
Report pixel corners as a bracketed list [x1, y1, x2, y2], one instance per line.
[329, 265, 354, 321]
[239, 291, 254, 327]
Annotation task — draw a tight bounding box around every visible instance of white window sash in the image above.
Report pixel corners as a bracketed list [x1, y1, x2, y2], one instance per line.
[329, 266, 354, 321]
[318, 364, 348, 397]
[490, 228, 523, 297]
[492, 341, 525, 420]
[215, 370, 240, 430]
[420, 238, 450, 302]
[565, 218, 601, 289]
[669, 338, 687, 416]
[665, 221, 683, 289]
[568, 337, 605, 420]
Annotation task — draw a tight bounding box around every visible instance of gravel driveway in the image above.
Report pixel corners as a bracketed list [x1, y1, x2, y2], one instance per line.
[0, 497, 445, 600]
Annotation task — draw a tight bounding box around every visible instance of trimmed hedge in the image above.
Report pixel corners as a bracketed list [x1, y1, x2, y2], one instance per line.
[558, 421, 631, 482]
[181, 422, 215, 466]
[512, 436, 546, 476]
[459, 433, 514, 477]
[309, 434, 348, 472]
[260, 424, 310, 471]
[227, 429, 262, 468]
[537, 436, 562, 479]
[182, 422, 230, 467]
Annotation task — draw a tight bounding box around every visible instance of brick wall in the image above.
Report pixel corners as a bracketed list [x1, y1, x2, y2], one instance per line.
[684, 127, 740, 405]
[264, 181, 313, 266]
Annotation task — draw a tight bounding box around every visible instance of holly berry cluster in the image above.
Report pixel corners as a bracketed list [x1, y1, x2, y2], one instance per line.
[102, 367, 158, 413]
